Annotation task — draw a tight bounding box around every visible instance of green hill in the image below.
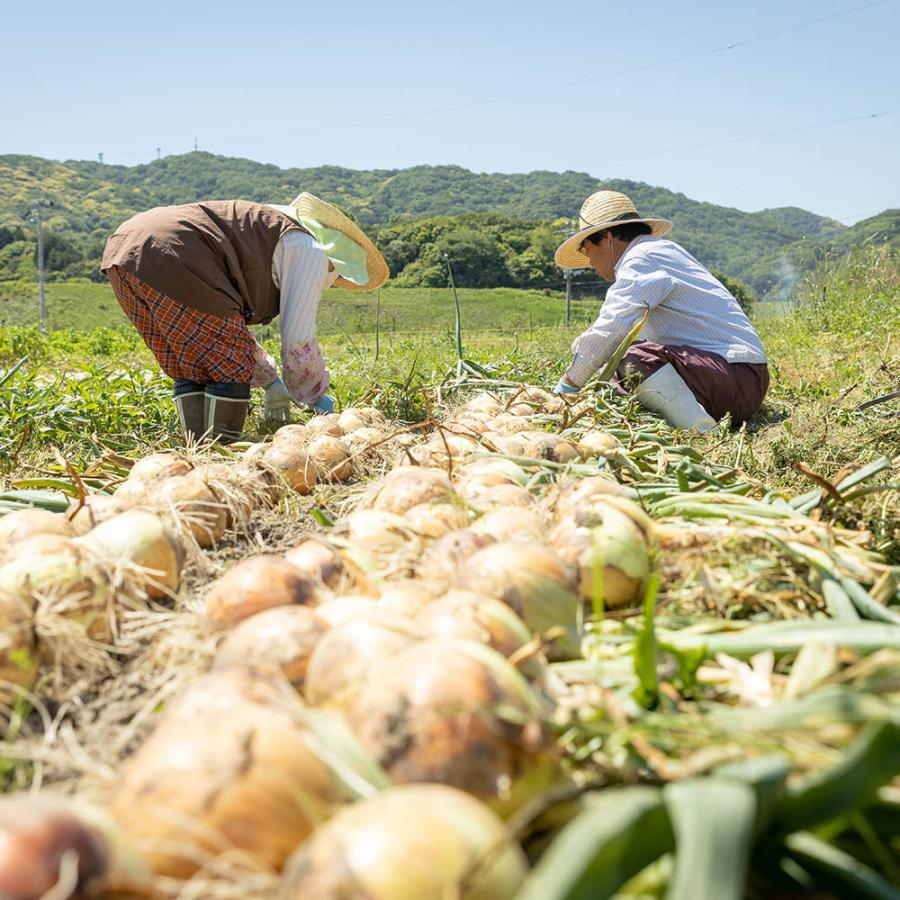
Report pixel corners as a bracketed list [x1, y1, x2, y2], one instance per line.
[0, 152, 893, 295]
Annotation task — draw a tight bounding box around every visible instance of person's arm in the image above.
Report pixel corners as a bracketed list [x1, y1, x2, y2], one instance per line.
[271, 231, 333, 408]
[562, 260, 672, 387]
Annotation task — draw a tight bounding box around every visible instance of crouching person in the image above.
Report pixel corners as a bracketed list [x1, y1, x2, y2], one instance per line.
[554, 191, 769, 430]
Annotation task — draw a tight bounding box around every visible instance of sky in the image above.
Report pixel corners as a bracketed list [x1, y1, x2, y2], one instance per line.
[3, 0, 898, 225]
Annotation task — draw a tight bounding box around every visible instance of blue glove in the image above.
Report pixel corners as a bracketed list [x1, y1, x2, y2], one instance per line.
[311, 394, 335, 415]
[554, 378, 580, 394]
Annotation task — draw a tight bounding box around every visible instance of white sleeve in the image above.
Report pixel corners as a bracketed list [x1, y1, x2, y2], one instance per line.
[272, 230, 329, 346]
[566, 257, 673, 386]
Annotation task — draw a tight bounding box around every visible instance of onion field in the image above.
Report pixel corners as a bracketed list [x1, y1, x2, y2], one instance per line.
[0, 246, 897, 898]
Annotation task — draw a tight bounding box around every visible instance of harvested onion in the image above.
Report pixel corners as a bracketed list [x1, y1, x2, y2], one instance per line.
[0, 588, 39, 705]
[156, 474, 228, 548]
[345, 639, 556, 817]
[307, 435, 353, 482]
[204, 555, 322, 633]
[372, 468, 454, 515]
[459, 542, 581, 657]
[282, 784, 527, 899]
[262, 444, 318, 495]
[0, 509, 75, 554]
[76, 509, 184, 600]
[213, 604, 327, 691]
[284, 538, 346, 589]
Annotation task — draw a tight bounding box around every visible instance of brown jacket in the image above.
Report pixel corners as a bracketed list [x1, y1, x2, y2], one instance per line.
[101, 201, 305, 324]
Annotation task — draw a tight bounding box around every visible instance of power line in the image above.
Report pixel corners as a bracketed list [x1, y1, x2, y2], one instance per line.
[100, 0, 889, 163]
[581, 107, 900, 167]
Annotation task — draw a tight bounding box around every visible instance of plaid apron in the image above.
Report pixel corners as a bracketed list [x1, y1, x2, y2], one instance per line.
[107, 267, 256, 384]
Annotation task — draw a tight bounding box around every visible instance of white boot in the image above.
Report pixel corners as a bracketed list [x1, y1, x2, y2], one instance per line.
[634, 363, 718, 432]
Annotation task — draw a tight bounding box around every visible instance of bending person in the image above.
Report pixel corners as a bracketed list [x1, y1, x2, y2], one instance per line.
[554, 191, 768, 430]
[101, 193, 388, 443]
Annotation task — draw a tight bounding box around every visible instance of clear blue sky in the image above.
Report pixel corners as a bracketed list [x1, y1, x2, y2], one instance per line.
[4, 0, 898, 224]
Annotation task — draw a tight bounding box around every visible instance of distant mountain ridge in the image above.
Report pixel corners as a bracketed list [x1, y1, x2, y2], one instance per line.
[0, 152, 894, 295]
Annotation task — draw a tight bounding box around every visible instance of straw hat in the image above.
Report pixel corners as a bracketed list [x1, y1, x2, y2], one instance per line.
[290, 192, 390, 290]
[555, 191, 672, 269]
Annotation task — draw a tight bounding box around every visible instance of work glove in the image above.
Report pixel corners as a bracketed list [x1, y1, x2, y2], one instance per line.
[263, 377, 293, 424]
[310, 394, 335, 415]
[554, 378, 581, 395]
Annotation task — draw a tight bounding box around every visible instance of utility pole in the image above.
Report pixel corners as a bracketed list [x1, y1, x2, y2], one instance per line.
[98, 152, 103, 164]
[194, 137, 198, 152]
[32, 201, 47, 333]
[156, 147, 162, 160]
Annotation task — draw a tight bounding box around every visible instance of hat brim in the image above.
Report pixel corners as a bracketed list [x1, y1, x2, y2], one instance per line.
[290, 192, 390, 291]
[554, 217, 673, 270]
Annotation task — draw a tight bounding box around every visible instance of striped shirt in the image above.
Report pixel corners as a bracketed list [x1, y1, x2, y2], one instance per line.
[251, 230, 330, 403]
[565, 236, 767, 387]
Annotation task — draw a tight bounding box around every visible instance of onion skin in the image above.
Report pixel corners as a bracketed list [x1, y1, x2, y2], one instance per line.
[377, 579, 440, 617]
[468, 508, 545, 544]
[576, 430, 622, 457]
[346, 640, 557, 817]
[341, 426, 388, 456]
[213, 605, 327, 691]
[272, 423, 312, 447]
[107, 669, 356, 879]
[338, 407, 387, 432]
[76, 509, 185, 601]
[459, 542, 581, 658]
[282, 784, 527, 900]
[314, 595, 379, 628]
[306, 414, 344, 437]
[465, 391, 503, 415]
[417, 530, 496, 583]
[404, 501, 470, 539]
[304, 610, 424, 708]
[551, 475, 627, 522]
[203, 555, 322, 633]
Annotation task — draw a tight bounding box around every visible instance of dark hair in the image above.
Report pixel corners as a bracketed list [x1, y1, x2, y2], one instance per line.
[585, 221, 653, 246]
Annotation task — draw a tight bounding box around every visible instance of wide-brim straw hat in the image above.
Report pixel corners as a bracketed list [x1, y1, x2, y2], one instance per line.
[290, 192, 390, 290]
[555, 190, 672, 269]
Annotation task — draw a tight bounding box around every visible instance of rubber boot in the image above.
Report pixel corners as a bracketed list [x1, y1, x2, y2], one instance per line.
[204, 385, 250, 444]
[633, 363, 717, 432]
[173, 390, 207, 444]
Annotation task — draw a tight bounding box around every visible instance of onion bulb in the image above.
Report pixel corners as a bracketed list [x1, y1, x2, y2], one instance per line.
[377, 579, 440, 617]
[576, 430, 622, 457]
[417, 530, 495, 583]
[204, 555, 322, 633]
[481, 432, 528, 456]
[465, 391, 503, 415]
[314, 595, 379, 627]
[307, 436, 353, 482]
[467, 483, 535, 510]
[306, 414, 345, 437]
[261, 444, 318, 495]
[404, 501, 469, 539]
[519, 431, 580, 464]
[284, 538, 346, 589]
[338, 407, 387, 432]
[346, 639, 557, 817]
[372, 468, 454, 515]
[0, 794, 152, 898]
[0, 535, 115, 642]
[282, 784, 527, 899]
[156, 474, 229, 548]
[107, 668, 370, 878]
[304, 609, 424, 708]
[213, 604, 327, 691]
[468, 507, 545, 544]
[127, 452, 193, 485]
[459, 542, 581, 658]
[341, 426, 388, 456]
[486, 413, 533, 435]
[417, 590, 532, 659]
[344, 509, 413, 556]
[272, 423, 312, 447]
[549, 502, 651, 611]
[76, 509, 184, 600]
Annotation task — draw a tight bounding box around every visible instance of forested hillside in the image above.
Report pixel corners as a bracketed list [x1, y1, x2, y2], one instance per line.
[0, 152, 894, 295]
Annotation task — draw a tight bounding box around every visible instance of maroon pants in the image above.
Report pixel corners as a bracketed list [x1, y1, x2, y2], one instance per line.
[615, 342, 769, 426]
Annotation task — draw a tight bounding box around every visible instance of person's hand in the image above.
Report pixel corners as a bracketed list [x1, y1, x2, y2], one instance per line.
[310, 394, 335, 415]
[263, 377, 293, 424]
[554, 378, 580, 394]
